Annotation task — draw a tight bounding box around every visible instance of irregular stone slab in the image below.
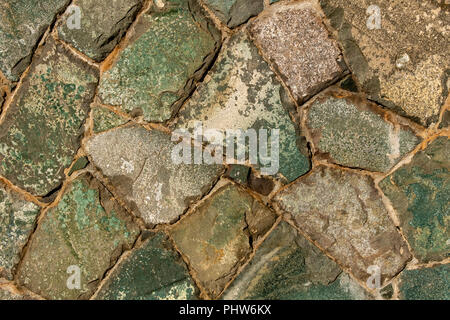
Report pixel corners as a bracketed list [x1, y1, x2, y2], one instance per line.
[203, 0, 264, 28]
[0, 182, 41, 280]
[169, 183, 277, 297]
[439, 109, 449, 129]
[98, 0, 220, 122]
[68, 156, 89, 176]
[0, 284, 39, 300]
[320, 0, 449, 126]
[226, 165, 250, 185]
[380, 137, 449, 262]
[58, 0, 143, 61]
[274, 166, 411, 286]
[306, 90, 420, 172]
[0, 0, 70, 81]
[398, 264, 449, 300]
[86, 126, 223, 225]
[16, 173, 140, 300]
[174, 31, 310, 182]
[0, 38, 98, 197]
[248, 2, 346, 103]
[92, 106, 127, 134]
[223, 222, 371, 300]
[95, 232, 198, 300]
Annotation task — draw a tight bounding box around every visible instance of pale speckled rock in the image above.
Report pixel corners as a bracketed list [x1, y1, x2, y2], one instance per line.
[0, 38, 98, 197]
[174, 31, 311, 182]
[95, 232, 198, 300]
[58, 0, 143, 61]
[249, 2, 346, 103]
[306, 90, 420, 172]
[92, 106, 128, 134]
[320, 0, 449, 126]
[223, 222, 371, 300]
[0, 0, 70, 82]
[274, 165, 411, 286]
[398, 264, 449, 300]
[169, 183, 277, 298]
[16, 173, 140, 300]
[98, 0, 220, 122]
[85, 126, 223, 225]
[0, 182, 41, 280]
[379, 137, 449, 263]
[203, 0, 264, 28]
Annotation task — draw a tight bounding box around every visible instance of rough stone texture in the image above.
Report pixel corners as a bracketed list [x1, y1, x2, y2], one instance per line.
[170, 183, 277, 298]
[226, 165, 250, 185]
[398, 264, 449, 300]
[439, 109, 449, 129]
[0, 182, 41, 280]
[95, 232, 198, 300]
[249, 2, 346, 103]
[0, 0, 71, 82]
[16, 173, 140, 300]
[274, 165, 411, 286]
[320, 0, 449, 126]
[92, 106, 128, 134]
[306, 90, 420, 172]
[98, 0, 220, 122]
[58, 0, 143, 62]
[203, 0, 264, 28]
[223, 222, 370, 300]
[86, 126, 223, 225]
[380, 137, 449, 263]
[174, 31, 311, 182]
[0, 38, 98, 197]
[0, 285, 39, 300]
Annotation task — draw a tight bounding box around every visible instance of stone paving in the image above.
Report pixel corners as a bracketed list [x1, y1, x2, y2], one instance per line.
[0, 0, 448, 300]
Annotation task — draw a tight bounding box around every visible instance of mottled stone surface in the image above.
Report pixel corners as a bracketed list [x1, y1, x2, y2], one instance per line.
[274, 166, 411, 285]
[320, 0, 449, 126]
[0, 182, 40, 280]
[0, 0, 71, 81]
[92, 106, 127, 134]
[174, 31, 311, 182]
[58, 0, 143, 61]
[86, 126, 223, 225]
[17, 173, 140, 299]
[398, 264, 449, 300]
[170, 183, 277, 297]
[306, 91, 420, 172]
[203, 0, 264, 28]
[380, 137, 449, 262]
[223, 222, 370, 300]
[98, 0, 220, 122]
[249, 2, 346, 103]
[0, 38, 98, 197]
[226, 165, 250, 185]
[95, 232, 198, 300]
[0, 285, 39, 300]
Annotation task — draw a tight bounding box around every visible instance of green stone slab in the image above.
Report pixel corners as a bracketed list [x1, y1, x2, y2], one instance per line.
[203, 0, 264, 28]
[398, 264, 449, 300]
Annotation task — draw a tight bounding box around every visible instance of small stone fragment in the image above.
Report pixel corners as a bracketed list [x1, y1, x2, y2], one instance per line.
[398, 264, 449, 300]
[274, 165, 411, 286]
[226, 165, 250, 185]
[0, 38, 99, 197]
[86, 126, 223, 225]
[16, 173, 140, 299]
[248, 171, 274, 196]
[380, 283, 394, 300]
[92, 106, 128, 133]
[203, 0, 264, 28]
[380, 137, 449, 262]
[58, 0, 143, 61]
[305, 90, 420, 172]
[68, 156, 89, 175]
[95, 232, 198, 300]
[248, 2, 346, 103]
[439, 109, 449, 129]
[0, 182, 41, 280]
[169, 183, 277, 297]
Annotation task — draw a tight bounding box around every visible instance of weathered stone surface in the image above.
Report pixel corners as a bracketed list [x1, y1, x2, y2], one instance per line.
[92, 106, 127, 134]
[320, 0, 449, 126]
[249, 2, 346, 103]
[223, 222, 370, 300]
[17, 173, 140, 299]
[0, 182, 40, 280]
[0, 38, 98, 197]
[203, 0, 264, 28]
[68, 156, 89, 176]
[98, 0, 220, 122]
[86, 126, 223, 225]
[306, 90, 420, 172]
[398, 264, 449, 300]
[274, 165, 411, 285]
[0, 0, 70, 81]
[169, 183, 277, 297]
[226, 165, 250, 185]
[58, 0, 143, 61]
[174, 31, 311, 182]
[95, 232, 198, 300]
[0, 284, 39, 300]
[439, 109, 449, 129]
[380, 137, 449, 262]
